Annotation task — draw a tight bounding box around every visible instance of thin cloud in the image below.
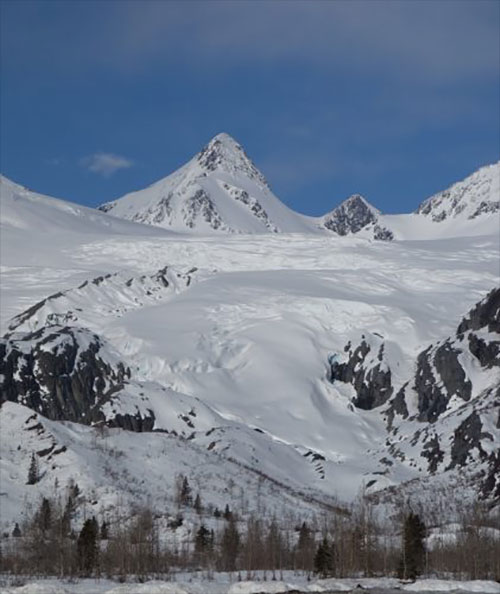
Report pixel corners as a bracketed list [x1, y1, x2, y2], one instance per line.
[80, 153, 134, 177]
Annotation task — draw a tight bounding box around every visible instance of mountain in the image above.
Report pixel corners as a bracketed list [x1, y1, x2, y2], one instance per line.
[98, 133, 317, 234]
[97, 138, 499, 239]
[320, 194, 394, 240]
[416, 162, 500, 222]
[1, 147, 500, 537]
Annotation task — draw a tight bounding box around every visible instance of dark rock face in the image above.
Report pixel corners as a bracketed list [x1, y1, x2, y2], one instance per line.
[421, 435, 444, 473]
[323, 195, 378, 236]
[183, 189, 226, 230]
[373, 225, 394, 241]
[329, 337, 393, 410]
[0, 326, 154, 432]
[415, 341, 472, 423]
[457, 288, 500, 334]
[448, 411, 488, 469]
[385, 385, 409, 429]
[481, 449, 500, 502]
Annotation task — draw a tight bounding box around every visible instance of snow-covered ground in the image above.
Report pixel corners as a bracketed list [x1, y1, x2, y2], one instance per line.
[1, 575, 500, 594]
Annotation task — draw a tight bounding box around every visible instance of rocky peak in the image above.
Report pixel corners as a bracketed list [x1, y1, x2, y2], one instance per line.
[322, 194, 379, 236]
[196, 132, 269, 187]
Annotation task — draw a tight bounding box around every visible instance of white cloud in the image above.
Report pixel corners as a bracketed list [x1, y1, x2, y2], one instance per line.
[80, 153, 134, 177]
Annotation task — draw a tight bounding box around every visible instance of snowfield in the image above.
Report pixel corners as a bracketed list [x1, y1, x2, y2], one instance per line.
[1, 152, 499, 542]
[1, 575, 500, 594]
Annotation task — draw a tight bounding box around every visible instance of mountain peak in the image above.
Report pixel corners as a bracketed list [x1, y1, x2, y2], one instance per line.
[196, 133, 268, 187]
[321, 193, 381, 236]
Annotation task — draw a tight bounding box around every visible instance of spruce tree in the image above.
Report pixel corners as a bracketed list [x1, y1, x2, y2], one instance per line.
[297, 521, 313, 571]
[194, 493, 202, 515]
[27, 452, 39, 485]
[195, 524, 211, 553]
[314, 536, 334, 578]
[100, 520, 108, 540]
[398, 512, 426, 581]
[12, 523, 21, 537]
[180, 476, 192, 506]
[221, 516, 240, 571]
[38, 497, 52, 532]
[77, 516, 99, 575]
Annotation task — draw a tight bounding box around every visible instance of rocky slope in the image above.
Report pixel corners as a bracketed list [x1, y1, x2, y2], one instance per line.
[328, 288, 500, 502]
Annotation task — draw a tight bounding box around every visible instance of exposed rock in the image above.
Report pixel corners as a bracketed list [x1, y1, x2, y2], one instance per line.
[323, 194, 378, 236]
[415, 341, 472, 423]
[457, 287, 500, 334]
[448, 411, 487, 469]
[329, 337, 393, 410]
[0, 326, 155, 432]
[421, 435, 444, 473]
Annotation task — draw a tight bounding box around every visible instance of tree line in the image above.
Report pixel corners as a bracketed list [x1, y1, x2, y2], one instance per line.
[1, 474, 499, 582]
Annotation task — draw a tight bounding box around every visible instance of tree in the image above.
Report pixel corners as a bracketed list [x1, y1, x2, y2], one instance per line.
[398, 512, 426, 581]
[195, 524, 211, 554]
[100, 520, 108, 540]
[77, 517, 99, 575]
[12, 523, 21, 537]
[194, 493, 202, 515]
[176, 475, 192, 507]
[223, 504, 232, 521]
[314, 536, 334, 578]
[221, 516, 240, 572]
[27, 452, 39, 485]
[38, 497, 52, 533]
[297, 521, 314, 571]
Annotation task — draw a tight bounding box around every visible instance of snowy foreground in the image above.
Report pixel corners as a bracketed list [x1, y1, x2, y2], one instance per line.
[2, 575, 500, 594]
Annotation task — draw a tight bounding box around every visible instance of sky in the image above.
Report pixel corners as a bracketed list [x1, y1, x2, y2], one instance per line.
[0, 0, 499, 216]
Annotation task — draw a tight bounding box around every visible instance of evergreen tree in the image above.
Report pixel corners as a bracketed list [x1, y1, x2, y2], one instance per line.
[194, 493, 202, 515]
[223, 504, 232, 521]
[77, 516, 99, 575]
[297, 521, 314, 571]
[221, 516, 240, 571]
[195, 524, 211, 553]
[12, 523, 21, 537]
[27, 452, 39, 485]
[38, 497, 52, 533]
[100, 520, 108, 540]
[214, 507, 221, 518]
[398, 512, 426, 581]
[180, 476, 192, 506]
[314, 536, 334, 578]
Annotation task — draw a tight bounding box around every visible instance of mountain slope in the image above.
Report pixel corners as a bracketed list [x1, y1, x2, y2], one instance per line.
[416, 162, 500, 222]
[99, 133, 317, 234]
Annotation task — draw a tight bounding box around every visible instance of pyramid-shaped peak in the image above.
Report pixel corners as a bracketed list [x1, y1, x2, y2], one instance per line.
[341, 193, 377, 211]
[322, 193, 380, 236]
[197, 133, 268, 187]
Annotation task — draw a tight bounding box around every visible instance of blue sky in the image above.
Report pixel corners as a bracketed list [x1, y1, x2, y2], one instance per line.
[1, 0, 499, 216]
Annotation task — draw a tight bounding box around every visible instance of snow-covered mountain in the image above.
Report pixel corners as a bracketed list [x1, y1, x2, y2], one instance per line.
[416, 162, 500, 222]
[1, 149, 499, 534]
[98, 133, 317, 234]
[96, 135, 499, 239]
